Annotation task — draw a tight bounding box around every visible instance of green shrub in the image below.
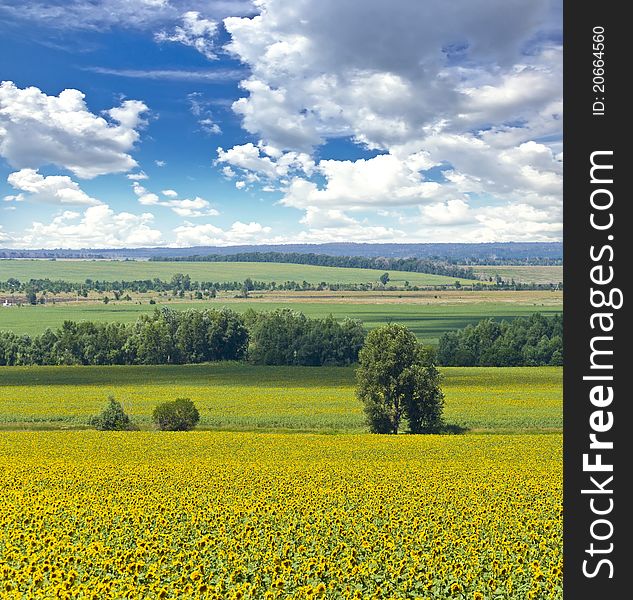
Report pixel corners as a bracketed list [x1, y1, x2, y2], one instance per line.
[89, 395, 134, 430]
[152, 398, 200, 431]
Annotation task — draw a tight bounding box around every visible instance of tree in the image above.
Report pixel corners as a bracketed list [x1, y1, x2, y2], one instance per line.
[356, 323, 444, 434]
[379, 272, 390, 285]
[89, 396, 134, 430]
[152, 398, 200, 431]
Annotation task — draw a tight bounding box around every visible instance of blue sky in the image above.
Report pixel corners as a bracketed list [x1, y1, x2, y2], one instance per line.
[0, 0, 562, 249]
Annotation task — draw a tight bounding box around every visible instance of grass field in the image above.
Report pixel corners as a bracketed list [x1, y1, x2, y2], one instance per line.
[0, 431, 562, 599]
[0, 363, 562, 433]
[468, 265, 563, 285]
[0, 294, 562, 342]
[0, 259, 472, 286]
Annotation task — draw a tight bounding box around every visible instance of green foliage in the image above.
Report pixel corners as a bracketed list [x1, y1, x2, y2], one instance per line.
[0, 308, 248, 366]
[437, 313, 563, 366]
[89, 395, 134, 431]
[152, 398, 200, 431]
[246, 309, 366, 366]
[356, 324, 444, 434]
[379, 272, 390, 285]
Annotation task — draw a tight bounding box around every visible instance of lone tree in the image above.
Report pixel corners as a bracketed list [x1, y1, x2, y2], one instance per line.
[379, 272, 390, 285]
[152, 398, 200, 431]
[356, 323, 444, 434]
[89, 395, 134, 431]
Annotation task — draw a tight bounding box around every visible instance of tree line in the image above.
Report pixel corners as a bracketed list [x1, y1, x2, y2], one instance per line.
[150, 251, 478, 280]
[0, 309, 562, 368]
[437, 313, 563, 366]
[0, 307, 365, 367]
[1, 274, 560, 301]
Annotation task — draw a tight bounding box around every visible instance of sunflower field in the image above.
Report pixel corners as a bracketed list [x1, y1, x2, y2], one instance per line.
[0, 431, 562, 599]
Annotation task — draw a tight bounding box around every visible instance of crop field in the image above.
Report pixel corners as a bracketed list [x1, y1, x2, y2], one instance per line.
[468, 265, 563, 285]
[0, 431, 562, 599]
[0, 259, 471, 287]
[0, 364, 562, 433]
[0, 296, 562, 342]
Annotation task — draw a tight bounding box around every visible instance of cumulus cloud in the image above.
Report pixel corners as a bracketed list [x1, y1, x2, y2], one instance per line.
[173, 220, 272, 246]
[13, 205, 163, 249]
[155, 11, 219, 59]
[6, 169, 102, 206]
[279, 152, 443, 211]
[0, 82, 148, 178]
[219, 0, 562, 241]
[224, 0, 560, 151]
[419, 200, 473, 226]
[132, 182, 219, 217]
[216, 142, 315, 183]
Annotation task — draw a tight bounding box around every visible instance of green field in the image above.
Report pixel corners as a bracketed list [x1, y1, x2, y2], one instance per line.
[0, 259, 470, 286]
[469, 265, 563, 285]
[0, 363, 562, 433]
[0, 298, 562, 342]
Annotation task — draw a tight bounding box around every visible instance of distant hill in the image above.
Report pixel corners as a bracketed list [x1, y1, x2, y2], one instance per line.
[0, 242, 562, 264]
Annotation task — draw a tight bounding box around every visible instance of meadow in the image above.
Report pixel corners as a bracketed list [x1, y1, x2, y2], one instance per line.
[0, 293, 562, 342]
[0, 431, 562, 599]
[468, 265, 563, 285]
[0, 259, 469, 287]
[0, 364, 562, 433]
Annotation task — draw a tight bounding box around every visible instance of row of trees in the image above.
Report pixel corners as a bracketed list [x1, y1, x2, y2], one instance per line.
[0, 307, 366, 367]
[437, 314, 563, 366]
[151, 251, 478, 280]
[1, 275, 561, 302]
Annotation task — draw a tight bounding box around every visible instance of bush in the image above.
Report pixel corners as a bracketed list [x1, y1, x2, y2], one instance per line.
[89, 395, 134, 430]
[152, 398, 200, 431]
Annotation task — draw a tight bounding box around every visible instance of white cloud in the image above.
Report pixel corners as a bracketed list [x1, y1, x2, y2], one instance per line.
[168, 198, 220, 218]
[280, 152, 442, 210]
[85, 67, 243, 82]
[132, 182, 160, 206]
[219, 0, 562, 241]
[216, 142, 315, 181]
[0, 1, 256, 31]
[14, 205, 163, 249]
[295, 223, 405, 244]
[0, 82, 148, 178]
[173, 220, 272, 246]
[6, 168, 102, 206]
[187, 92, 223, 135]
[419, 200, 473, 226]
[155, 11, 219, 59]
[155, 160, 166, 167]
[224, 0, 560, 151]
[127, 171, 149, 181]
[133, 183, 219, 217]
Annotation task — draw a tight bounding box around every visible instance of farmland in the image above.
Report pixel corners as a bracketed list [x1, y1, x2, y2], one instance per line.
[0, 258, 564, 598]
[0, 364, 562, 433]
[0, 431, 562, 599]
[468, 265, 563, 285]
[0, 259, 471, 287]
[0, 291, 562, 342]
